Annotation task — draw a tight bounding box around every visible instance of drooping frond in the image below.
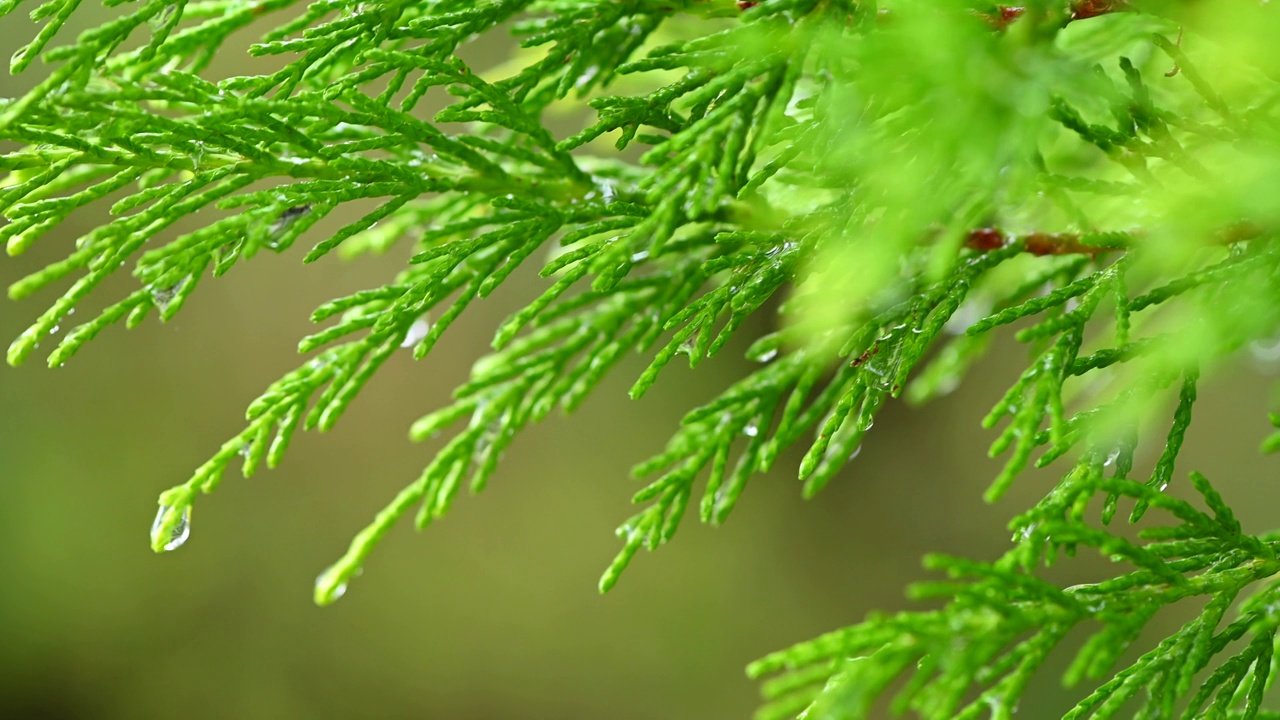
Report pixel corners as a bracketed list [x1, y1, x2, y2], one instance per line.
[8, 0, 1280, 716]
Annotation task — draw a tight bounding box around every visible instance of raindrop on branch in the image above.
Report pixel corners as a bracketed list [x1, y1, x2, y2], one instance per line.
[314, 563, 349, 605]
[401, 317, 431, 349]
[269, 204, 311, 240]
[150, 505, 191, 552]
[150, 279, 186, 312]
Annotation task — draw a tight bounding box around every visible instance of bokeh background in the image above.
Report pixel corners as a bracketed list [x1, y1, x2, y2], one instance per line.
[4, 6, 1280, 720]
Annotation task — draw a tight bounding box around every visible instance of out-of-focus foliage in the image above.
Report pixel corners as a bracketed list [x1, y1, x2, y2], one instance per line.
[6, 0, 1280, 716]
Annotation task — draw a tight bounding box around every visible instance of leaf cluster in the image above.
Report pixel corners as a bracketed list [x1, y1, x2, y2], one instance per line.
[8, 0, 1280, 717]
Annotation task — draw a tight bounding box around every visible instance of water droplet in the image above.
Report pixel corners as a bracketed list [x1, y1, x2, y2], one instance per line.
[1104, 449, 1120, 467]
[1251, 338, 1280, 364]
[755, 349, 778, 363]
[151, 3, 176, 28]
[575, 66, 600, 89]
[848, 444, 862, 461]
[150, 505, 190, 551]
[270, 204, 311, 236]
[677, 339, 696, 357]
[945, 300, 991, 335]
[48, 325, 60, 335]
[473, 431, 495, 460]
[401, 318, 430, 348]
[630, 250, 649, 263]
[743, 421, 759, 437]
[150, 283, 179, 311]
[1158, 482, 1169, 492]
[314, 563, 349, 604]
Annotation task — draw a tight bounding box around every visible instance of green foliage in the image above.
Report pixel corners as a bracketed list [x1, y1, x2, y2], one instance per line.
[7, 0, 1280, 716]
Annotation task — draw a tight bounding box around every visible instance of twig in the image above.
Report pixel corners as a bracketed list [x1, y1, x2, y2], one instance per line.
[964, 223, 1262, 256]
[986, 1, 1129, 29]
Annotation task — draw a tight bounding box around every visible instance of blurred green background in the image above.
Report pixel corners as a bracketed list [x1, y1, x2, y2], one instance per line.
[5, 7, 1280, 720]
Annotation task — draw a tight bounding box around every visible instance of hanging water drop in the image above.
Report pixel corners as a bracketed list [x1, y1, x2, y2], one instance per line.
[1250, 338, 1280, 364]
[575, 66, 601, 89]
[754, 349, 778, 363]
[473, 427, 497, 463]
[191, 142, 205, 171]
[150, 284, 177, 311]
[150, 505, 190, 552]
[151, 3, 176, 29]
[314, 563, 349, 605]
[743, 420, 759, 437]
[270, 204, 311, 239]
[944, 299, 990, 335]
[401, 317, 431, 348]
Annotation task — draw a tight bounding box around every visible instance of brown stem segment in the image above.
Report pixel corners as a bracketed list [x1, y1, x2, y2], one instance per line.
[986, 1, 1129, 28]
[965, 223, 1262, 256]
[965, 228, 1127, 256]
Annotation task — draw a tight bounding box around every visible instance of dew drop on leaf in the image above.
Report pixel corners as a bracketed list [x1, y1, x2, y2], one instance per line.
[150, 505, 190, 552]
[314, 564, 349, 605]
[315, 564, 363, 605]
[401, 318, 431, 348]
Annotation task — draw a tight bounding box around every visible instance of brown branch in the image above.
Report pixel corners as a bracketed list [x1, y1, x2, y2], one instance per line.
[985, 1, 1129, 29]
[965, 228, 1126, 256]
[964, 223, 1263, 257]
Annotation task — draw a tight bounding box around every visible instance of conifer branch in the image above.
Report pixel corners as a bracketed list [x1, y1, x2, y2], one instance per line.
[6, 0, 1280, 716]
